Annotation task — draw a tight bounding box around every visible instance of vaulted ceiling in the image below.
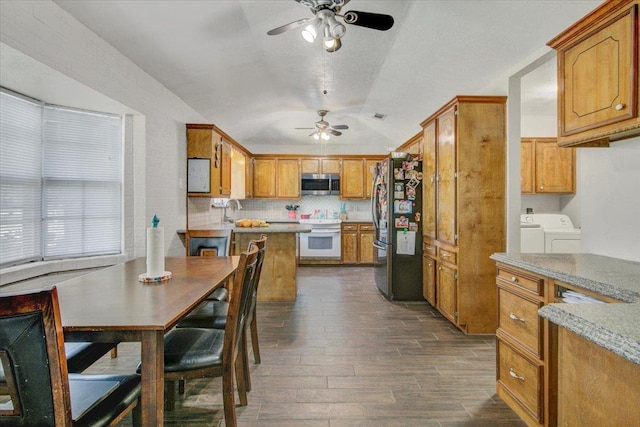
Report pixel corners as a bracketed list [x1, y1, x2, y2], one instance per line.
[54, 0, 601, 155]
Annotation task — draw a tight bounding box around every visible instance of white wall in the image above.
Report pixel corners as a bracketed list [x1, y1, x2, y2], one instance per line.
[578, 138, 640, 261]
[0, 0, 209, 260]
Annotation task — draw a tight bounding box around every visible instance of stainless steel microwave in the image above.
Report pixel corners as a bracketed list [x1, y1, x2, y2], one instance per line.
[301, 173, 340, 196]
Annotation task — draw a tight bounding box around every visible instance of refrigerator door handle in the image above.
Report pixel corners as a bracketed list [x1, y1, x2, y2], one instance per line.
[373, 241, 385, 250]
[371, 173, 379, 234]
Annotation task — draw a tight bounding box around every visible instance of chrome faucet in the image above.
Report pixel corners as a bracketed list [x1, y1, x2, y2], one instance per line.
[222, 199, 243, 223]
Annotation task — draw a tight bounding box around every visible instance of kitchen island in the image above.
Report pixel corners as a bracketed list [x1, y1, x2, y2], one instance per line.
[185, 223, 311, 301]
[491, 253, 640, 427]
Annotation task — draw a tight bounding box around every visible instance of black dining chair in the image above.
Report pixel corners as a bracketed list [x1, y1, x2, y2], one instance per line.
[187, 229, 232, 302]
[177, 235, 267, 378]
[139, 244, 259, 426]
[0, 287, 141, 427]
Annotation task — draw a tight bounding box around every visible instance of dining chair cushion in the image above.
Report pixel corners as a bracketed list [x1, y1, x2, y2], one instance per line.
[207, 286, 229, 301]
[65, 342, 119, 373]
[176, 300, 228, 329]
[158, 328, 225, 373]
[68, 373, 141, 426]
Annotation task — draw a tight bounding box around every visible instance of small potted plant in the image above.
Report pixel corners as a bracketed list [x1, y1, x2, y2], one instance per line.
[285, 204, 300, 219]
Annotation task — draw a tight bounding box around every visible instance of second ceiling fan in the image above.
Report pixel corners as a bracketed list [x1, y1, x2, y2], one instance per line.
[267, 0, 394, 52]
[296, 110, 348, 140]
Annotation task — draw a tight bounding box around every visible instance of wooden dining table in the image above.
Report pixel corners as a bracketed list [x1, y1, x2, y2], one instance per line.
[55, 256, 239, 426]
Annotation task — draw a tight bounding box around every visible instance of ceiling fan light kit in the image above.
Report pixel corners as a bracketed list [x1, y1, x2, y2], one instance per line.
[268, 0, 394, 53]
[301, 110, 349, 141]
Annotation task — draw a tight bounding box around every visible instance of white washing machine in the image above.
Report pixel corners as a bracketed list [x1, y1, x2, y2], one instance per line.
[520, 215, 544, 253]
[521, 214, 581, 254]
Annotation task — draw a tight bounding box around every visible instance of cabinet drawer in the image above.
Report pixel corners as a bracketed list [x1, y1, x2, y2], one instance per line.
[423, 241, 436, 256]
[342, 224, 358, 232]
[359, 224, 374, 232]
[438, 247, 457, 265]
[497, 286, 543, 358]
[497, 339, 544, 424]
[497, 267, 544, 296]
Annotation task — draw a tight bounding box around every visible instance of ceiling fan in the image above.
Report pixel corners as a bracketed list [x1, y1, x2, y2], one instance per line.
[267, 0, 394, 52]
[296, 110, 349, 140]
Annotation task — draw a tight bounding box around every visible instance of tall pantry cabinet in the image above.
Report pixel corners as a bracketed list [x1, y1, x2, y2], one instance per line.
[421, 96, 506, 334]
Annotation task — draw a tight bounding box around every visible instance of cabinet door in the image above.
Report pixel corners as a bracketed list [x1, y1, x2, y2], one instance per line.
[253, 158, 277, 198]
[422, 121, 437, 239]
[220, 140, 232, 196]
[520, 139, 534, 194]
[534, 141, 575, 193]
[364, 159, 378, 199]
[341, 159, 365, 199]
[245, 156, 254, 198]
[422, 255, 436, 306]
[301, 158, 319, 174]
[321, 158, 341, 174]
[276, 159, 300, 198]
[358, 225, 374, 264]
[436, 107, 457, 246]
[559, 6, 637, 136]
[187, 126, 222, 197]
[436, 262, 457, 324]
[341, 226, 358, 263]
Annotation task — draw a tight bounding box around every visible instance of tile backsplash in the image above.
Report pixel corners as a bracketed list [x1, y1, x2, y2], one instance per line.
[188, 196, 372, 226]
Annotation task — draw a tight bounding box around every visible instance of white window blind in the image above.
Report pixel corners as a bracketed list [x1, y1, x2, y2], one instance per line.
[0, 90, 42, 266]
[42, 106, 122, 259]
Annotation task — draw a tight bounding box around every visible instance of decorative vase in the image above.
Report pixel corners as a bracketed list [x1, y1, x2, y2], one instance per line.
[288, 210, 297, 219]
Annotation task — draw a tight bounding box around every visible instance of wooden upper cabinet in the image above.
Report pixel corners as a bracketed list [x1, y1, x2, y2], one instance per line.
[436, 107, 457, 246]
[522, 138, 575, 194]
[301, 158, 341, 174]
[422, 121, 437, 240]
[253, 158, 277, 198]
[321, 158, 341, 174]
[276, 158, 301, 198]
[341, 159, 365, 199]
[548, 0, 640, 147]
[364, 159, 378, 199]
[186, 124, 230, 198]
[534, 139, 575, 193]
[521, 139, 534, 194]
[220, 139, 232, 196]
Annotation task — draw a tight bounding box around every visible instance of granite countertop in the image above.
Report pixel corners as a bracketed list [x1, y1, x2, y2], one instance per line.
[490, 253, 640, 303]
[539, 303, 640, 366]
[233, 223, 311, 234]
[491, 253, 640, 367]
[183, 223, 311, 234]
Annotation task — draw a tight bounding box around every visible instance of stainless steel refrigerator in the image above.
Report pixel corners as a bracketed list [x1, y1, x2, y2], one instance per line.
[371, 157, 423, 300]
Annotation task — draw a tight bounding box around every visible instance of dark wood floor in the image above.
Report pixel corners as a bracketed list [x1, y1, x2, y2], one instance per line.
[88, 266, 526, 426]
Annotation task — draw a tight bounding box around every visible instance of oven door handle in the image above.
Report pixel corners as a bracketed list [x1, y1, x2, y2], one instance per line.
[307, 230, 341, 236]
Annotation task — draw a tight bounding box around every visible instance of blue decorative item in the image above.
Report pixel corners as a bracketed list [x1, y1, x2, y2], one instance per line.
[152, 214, 160, 228]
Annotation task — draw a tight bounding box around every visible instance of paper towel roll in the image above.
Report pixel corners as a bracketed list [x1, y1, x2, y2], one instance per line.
[146, 227, 165, 277]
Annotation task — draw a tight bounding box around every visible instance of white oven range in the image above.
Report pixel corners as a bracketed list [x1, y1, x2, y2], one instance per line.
[298, 219, 341, 259]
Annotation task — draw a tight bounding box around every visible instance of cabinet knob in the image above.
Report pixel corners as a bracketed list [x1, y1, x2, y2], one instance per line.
[615, 103, 626, 111]
[509, 368, 525, 382]
[510, 276, 519, 283]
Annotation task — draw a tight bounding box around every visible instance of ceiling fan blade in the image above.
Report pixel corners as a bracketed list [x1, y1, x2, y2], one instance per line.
[332, 124, 349, 130]
[342, 11, 394, 31]
[328, 129, 342, 136]
[267, 17, 313, 35]
[295, 127, 315, 130]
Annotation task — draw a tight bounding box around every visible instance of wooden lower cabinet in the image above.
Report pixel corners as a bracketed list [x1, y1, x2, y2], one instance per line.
[495, 264, 548, 427]
[436, 262, 457, 324]
[494, 262, 625, 427]
[341, 223, 374, 264]
[422, 254, 436, 306]
[556, 327, 640, 426]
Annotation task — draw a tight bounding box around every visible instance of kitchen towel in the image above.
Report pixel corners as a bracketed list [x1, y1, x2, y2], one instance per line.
[146, 226, 165, 277]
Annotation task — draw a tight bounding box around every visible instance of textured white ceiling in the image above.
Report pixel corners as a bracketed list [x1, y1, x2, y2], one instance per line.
[54, 0, 601, 155]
